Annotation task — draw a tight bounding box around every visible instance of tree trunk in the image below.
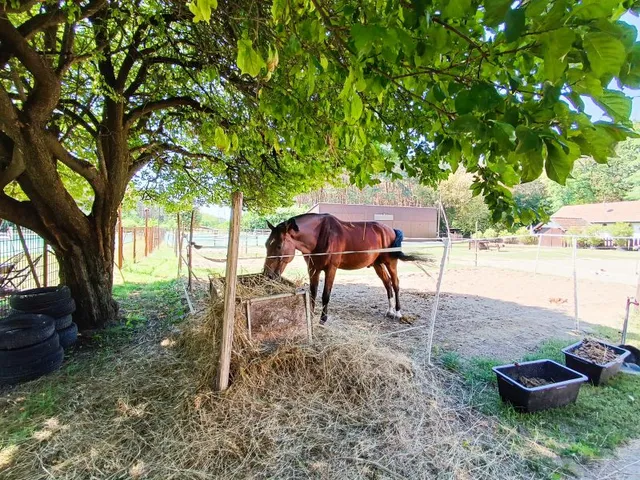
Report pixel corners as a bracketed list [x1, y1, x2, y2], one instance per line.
[55, 234, 119, 331]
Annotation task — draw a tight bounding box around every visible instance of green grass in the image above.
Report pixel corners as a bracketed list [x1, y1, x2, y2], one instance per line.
[0, 246, 189, 450]
[449, 339, 640, 463]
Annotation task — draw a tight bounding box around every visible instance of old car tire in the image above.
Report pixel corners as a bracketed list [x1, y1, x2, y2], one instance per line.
[0, 347, 64, 385]
[13, 298, 76, 318]
[0, 333, 60, 367]
[54, 314, 73, 330]
[58, 323, 78, 349]
[9, 286, 70, 311]
[0, 314, 56, 350]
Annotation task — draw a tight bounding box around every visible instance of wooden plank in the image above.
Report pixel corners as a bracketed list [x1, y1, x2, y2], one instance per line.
[215, 191, 243, 392]
[16, 226, 40, 288]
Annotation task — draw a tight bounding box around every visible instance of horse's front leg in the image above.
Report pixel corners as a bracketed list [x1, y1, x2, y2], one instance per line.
[320, 266, 337, 325]
[308, 265, 321, 312]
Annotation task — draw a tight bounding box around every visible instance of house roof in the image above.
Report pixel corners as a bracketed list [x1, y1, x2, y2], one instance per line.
[551, 201, 640, 224]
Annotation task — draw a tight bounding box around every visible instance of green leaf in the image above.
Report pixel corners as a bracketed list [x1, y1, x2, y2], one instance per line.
[573, 74, 603, 96]
[515, 126, 541, 154]
[594, 90, 632, 123]
[214, 127, 230, 153]
[483, 0, 512, 27]
[450, 114, 481, 134]
[237, 39, 265, 77]
[471, 83, 502, 111]
[544, 139, 573, 184]
[504, 9, 526, 43]
[455, 90, 474, 114]
[188, 0, 216, 23]
[271, 0, 288, 21]
[572, 0, 620, 20]
[620, 44, 640, 88]
[583, 32, 626, 78]
[520, 150, 544, 182]
[351, 25, 385, 55]
[542, 28, 575, 83]
[344, 94, 364, 122]
[443, 0, 471, 19]
[574, 125, 617, 163]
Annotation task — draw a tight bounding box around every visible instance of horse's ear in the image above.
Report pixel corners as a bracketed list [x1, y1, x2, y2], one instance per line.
[288, 219, 299, 232]
[267, 221, 275, 231]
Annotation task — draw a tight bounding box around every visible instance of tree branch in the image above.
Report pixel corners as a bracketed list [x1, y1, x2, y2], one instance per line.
[0, 82, 21, 141]
[124, 97, 220, 128]
[0, 144, 26, 190]
[0, 16, 59, 123]
[43, 132, 102, 192]
[0, 193, 47, 238]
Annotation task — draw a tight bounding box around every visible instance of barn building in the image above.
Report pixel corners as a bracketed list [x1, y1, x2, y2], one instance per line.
[534, 200, 640, 248]
[307, 203, 440, 239]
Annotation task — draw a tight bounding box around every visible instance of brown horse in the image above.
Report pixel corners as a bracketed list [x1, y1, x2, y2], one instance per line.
[263, 213, 424, 324]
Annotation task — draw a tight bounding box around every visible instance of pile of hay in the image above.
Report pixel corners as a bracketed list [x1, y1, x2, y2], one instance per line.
[1, 277, 532, 479]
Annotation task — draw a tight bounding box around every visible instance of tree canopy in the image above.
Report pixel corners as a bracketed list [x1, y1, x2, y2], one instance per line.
[188, 0, 640, 224]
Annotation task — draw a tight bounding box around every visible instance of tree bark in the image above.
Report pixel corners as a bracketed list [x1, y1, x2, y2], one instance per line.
[55, 229, 118, 331]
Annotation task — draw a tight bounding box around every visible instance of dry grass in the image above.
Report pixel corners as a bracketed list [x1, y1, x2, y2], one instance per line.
[0, 278, 534, 479]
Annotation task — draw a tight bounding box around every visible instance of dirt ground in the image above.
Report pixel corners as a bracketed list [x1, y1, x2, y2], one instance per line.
[313, 266, 638, 361]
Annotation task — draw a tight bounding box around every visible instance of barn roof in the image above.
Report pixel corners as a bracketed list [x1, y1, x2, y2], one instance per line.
[551, 201, 640, 224]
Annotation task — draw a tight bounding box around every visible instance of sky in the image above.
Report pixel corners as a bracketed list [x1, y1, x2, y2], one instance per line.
[203, 12, 640, 218]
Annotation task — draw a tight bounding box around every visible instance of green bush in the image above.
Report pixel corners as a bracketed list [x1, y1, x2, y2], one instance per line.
[482, 227, 497, 240]
[585, 225, 605, 248]
[516, 226, 537, 245]
[610, 222, 633, 247]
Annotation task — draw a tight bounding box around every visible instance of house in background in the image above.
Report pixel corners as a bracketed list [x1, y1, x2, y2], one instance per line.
[308, 203, 440, 238]
[534, 200, 640, 248]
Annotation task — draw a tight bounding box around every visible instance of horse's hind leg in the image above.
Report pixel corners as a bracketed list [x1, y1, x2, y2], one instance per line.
[386, 259, 402, 319]
[373, 263, 394, 318]
[320, 266, 337, 325]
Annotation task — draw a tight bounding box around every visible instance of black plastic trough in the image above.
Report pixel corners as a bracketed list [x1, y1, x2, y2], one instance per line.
[562, 340, 630, 386]
[492, 359, 588, 413]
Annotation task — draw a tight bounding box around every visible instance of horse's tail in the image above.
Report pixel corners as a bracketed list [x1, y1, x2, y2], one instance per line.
[390, 229, 433, 263]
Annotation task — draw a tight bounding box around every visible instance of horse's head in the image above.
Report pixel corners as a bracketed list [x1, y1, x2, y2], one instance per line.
[263, 218, 299, 279]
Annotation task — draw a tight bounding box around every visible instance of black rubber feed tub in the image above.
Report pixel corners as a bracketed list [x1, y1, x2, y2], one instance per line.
[493, 359, 587, 413]
[563, 340, 630, 386]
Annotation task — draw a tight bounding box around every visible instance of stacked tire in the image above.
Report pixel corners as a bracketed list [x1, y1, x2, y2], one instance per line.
[10, 286, 78, 348]
[0, 314, 64, 385]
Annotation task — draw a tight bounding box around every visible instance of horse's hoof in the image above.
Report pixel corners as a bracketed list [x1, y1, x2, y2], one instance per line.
[320, 317, 327, 325]
[386, 308, 396, 318]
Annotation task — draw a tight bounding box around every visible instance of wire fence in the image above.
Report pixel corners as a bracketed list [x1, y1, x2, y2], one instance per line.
[0, 226, 60, 315]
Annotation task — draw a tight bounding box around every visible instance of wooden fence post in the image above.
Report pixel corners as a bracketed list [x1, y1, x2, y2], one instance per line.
[42, 240, 48, 287]
[215, 191, 243, 392]
[188, 210, 195, 290]
[16, 226, 41, 288]
[177, 213, 182, 277]
[144, 208, 149, 257]
[133, 227, 137, 263]
[117, 206, 124, 269]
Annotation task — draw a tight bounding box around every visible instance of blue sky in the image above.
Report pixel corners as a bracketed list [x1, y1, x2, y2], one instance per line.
[203, 13, 640, 218]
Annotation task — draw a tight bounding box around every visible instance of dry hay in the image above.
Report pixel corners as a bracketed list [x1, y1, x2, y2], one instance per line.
[1, 278, 533, 479]
[574, 339, 619, 364]
[519, 376, 552, 388]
